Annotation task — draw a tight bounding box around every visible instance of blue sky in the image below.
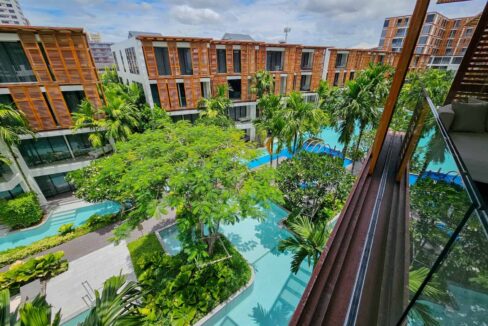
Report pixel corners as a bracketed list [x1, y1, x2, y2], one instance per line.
[22, 0, 486, 47]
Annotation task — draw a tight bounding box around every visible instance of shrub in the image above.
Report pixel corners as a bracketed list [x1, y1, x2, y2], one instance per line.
[0, 251, 68, 292]
[58, 223, 74, 235]
[127, 233, 163, 277]
[0, 192, 43, 229]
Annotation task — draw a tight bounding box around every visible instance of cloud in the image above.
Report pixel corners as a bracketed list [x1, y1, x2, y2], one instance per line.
[171, 5, 221, 25]
[351, 41, 378, 49]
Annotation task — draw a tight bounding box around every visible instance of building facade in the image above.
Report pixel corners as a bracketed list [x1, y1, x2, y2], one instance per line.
[0, 0, 29, 26]
[89, 42, 115, 72]
[379, 11, 479, 70]
[0, 25, 105, 205]
[111, 35, 329, 140]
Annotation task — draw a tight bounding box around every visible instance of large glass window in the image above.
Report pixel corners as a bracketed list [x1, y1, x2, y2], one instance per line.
[228, 79, 241, 100]
[0, 162, 13, 182]
[280, 75, 287, 95]
[62, 90, 85, 113]
[228, 105, 248, 122]
[301, 52, 313, 70]
[383, 19, 389, 28]
[335, 53, 348, 68]
[178, 48, 193, 75]
[155, 47, 171, 76]
[125, 47, 139, 74]
[0, 184, 24, 200]
[300, 75, 311, 91]
[66, 133, 93, 158]
[171, 113, 199, 123]
[35, 172, 75, 198]
[266, 51, 283, 71]
[333, 72, 340, 86]
[18, 136, 72, 167]
[425, 13, 435, 23]
[177, 83, 186, 107]
[150, 84, 161, 107]
[0, 41, 36, 83]
[217, 49, 227, 73]
[233, 50, 241, 73]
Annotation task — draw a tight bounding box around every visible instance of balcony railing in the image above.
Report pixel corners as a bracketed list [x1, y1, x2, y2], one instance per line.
[397, 90, 487, 325]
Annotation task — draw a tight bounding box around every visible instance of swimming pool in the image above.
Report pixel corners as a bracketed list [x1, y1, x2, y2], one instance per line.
[0, 201, 120, 252]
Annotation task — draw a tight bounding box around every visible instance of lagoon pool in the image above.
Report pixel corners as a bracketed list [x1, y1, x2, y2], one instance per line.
[0, 201, 120, 252]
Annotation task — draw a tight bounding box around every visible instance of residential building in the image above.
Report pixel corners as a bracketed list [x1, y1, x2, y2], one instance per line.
[87, 32, 101, 43]
[0, 0, 28, 26]
[379, 11, 480, 70]
[0, 25, 106, 205]
[89, 42, 115, 72]
[111, 34, 329, 140]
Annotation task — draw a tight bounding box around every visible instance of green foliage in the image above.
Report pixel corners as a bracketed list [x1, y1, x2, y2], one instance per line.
[68, 123, 283, 257]
[100, 66, 120, 85]
[0, 213, 120, 268]
[0, 103, 33, 148]
[278, 216, 331, 274]
[127, 233, 163, 277]
[57, 223, 74, 236]
[80, 274, 143, 326]
[0, 193, 43, 229]
[0, 289, 61, 326]
[0, 251, 68, 292]
[251, 70, 274, 97]
[134, 236, 251, 324]
[276, 152, 354, 220]
[198, 84, 233, 128]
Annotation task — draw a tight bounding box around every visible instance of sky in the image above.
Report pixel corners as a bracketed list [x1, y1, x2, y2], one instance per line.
[22, 0, 486, 48]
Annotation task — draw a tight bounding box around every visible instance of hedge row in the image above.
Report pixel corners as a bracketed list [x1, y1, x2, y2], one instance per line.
[0, 192, 43, 229]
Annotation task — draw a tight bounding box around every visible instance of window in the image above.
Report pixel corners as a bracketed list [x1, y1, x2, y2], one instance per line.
[217, 49, 227, 73]
[266, 51, 283, 71]
[349, 71, 355, 80]
[62, 90, 85, 113]
[42, 93, 59, 126]
[0, 93, 14, 106]
[378, 55, 385, 64]
[300, 75, 311, 91]
[178, 48, 193, 75]
[150, 84, 161, 108]
[333, 72, 340, 86]
[228, 105, 248, 122]
[452, 57, 463, 64]
[0, 41, 36, 83]
[38, 42, 55, 81]
[112, 51, 119, 71]
[0, 161, 13, 182]
[421, 25, 431, 35]
[335, 53, 348, 68]
[396, 18, 402, 27]
[395, 28, 406, 37]
[154, 47, 171, 76]
[465, 28, 473, 37]
[418, 36, 428, 45]
[454, 19, 461, 28]
[200, 81, 211, 99]
[125, 47, 139, 74]
[171, 113, 200, 124]
[228, 79, 241, 100]
[35, 172, 75, 198]
[19, 136, 72, 167]
[0, 184, 24, 200]
[446, 39, 453, 47]
[233, 50, 241, 73]
[415, 47, 424, 54]
[280, 75, 287, 95]
[378, 39, 385, 47]
[449, 30, 456, 38]
[383, 19, 389, 28]
[301, 52, 313, 70]
[66, 133, 93, 158]
[461, 47, 467, 55]
[445, 48, 453, 55]
[392, 38, 403, 47]
[177, 82, 186, 107]
[381, 30, 387, 38]
[119, 50, 126, 72]
[425, 14, 435, 23]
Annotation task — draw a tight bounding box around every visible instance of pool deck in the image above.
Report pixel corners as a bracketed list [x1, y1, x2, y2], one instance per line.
[0, 208, 176, 273]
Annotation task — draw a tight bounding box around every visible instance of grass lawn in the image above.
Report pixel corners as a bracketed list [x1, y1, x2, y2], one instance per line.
[127, 233, 163, 277]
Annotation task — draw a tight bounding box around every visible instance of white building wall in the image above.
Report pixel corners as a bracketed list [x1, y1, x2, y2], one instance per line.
[0, 0, 29, 25]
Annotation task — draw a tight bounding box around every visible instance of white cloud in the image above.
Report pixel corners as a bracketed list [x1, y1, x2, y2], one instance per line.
[351, 41, 378, 49]
[171, 5, 221, 25]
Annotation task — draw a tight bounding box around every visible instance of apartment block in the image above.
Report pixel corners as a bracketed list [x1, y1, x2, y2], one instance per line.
[0, 0, 29, 26]
[89, 42, 115, 73]
[323, 48, 430, 87]
[0, 25, 106, 205]
[379, 11, 480, 70]
[111, 34, 328, 140]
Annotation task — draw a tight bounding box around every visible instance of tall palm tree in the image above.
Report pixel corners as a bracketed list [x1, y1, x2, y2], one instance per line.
[253, 94, 285, 166]
[251, 70, 275, 98]
[0, 103, 34, 191]
[283, 92, 325, 155]
[278, 216, 331, 274]
[80, 275, 143, 326]
[0, 289, 61, 326]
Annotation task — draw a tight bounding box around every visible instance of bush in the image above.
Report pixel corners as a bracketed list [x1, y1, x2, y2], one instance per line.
[0, 192, 43, 229]
[58, 223, 74, 235]
[127, 233, 162, 277]
[0, 251, 68, 292]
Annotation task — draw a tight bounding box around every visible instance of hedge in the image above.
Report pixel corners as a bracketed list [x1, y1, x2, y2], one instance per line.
[0, 213, 122, 269]
[0, 192, 43, 229]
[127, 233, 163, 277]
[0, 251, 68, 293]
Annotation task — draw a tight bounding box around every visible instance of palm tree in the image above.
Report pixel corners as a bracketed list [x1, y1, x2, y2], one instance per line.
[80, 275, 143, 326]
[253, 94, 285, 166]
[251, 70, 274, 98]
[0, 103, 34, 191]
[282, 92, 325, 155]
[198, 84, 232, 118]
[278, 216, 331, 274]
[0, 289, 61, 325]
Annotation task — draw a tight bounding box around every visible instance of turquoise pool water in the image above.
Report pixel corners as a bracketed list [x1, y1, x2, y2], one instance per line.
[157, 204, 312, 325]
[62, 309, 90, 326]
[158, 225, 182, 255]
[0, 201, 120, 252]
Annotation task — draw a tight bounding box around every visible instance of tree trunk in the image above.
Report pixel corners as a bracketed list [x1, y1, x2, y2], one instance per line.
[342, 142, 349, 163]
[351, 128, 364, 173]
[269, 140, 274, 167]
[293, 133, 298, 155]
[8, 145, 33, 192]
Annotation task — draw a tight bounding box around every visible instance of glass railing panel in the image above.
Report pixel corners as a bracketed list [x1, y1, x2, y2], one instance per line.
[406, 210, 488, 325]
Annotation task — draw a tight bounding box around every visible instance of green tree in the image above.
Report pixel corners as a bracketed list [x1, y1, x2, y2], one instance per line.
[282, 92, 326, 155]
[100, 66, 120, 86]
[278, 216, 331, 274]
[197, 84, 233, 128]
[251, 70, 274, 98]
[81, 275, 143, 326]
[0, 103, 34, 191]
[253, 94, 285, 166]
[0, 154, 9, 165]
[68, 123, 283, 256]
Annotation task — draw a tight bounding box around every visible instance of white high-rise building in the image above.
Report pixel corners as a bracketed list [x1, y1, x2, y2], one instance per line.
[0, 0, 29, 26]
